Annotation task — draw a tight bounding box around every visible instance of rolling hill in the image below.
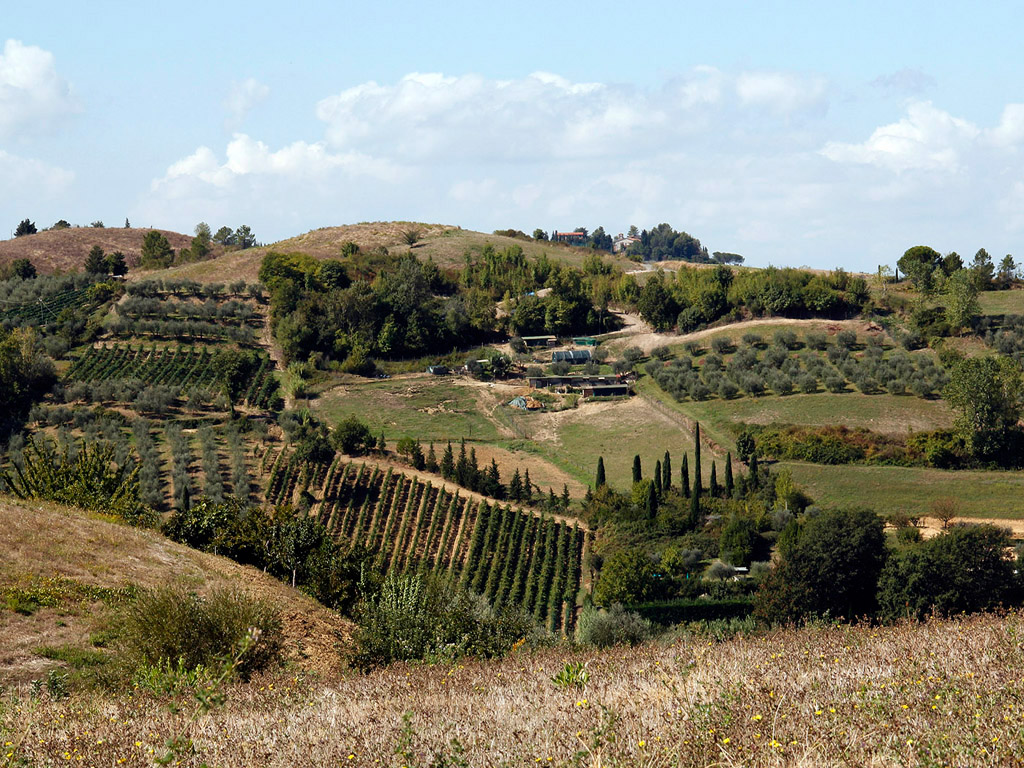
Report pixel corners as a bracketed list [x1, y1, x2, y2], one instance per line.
[0, 495, 352, 683]
[0, 227, 199, 275]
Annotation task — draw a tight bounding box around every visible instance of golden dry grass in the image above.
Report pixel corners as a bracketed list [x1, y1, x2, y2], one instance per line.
[0, 228, 199, 275]
[133, 222, 636, 284]
[0, 496, 352, 681]
[3, 612, 1023, 766]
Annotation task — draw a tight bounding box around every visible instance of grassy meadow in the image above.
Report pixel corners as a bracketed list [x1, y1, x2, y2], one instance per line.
[4, 612, 1023, 767]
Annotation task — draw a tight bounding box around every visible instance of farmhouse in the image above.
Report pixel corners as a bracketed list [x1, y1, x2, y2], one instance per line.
[527, 374, 628, 390]
[552, 349, 591, 363]
[612, 233, 641, 253]
[552, 231, 588, 245]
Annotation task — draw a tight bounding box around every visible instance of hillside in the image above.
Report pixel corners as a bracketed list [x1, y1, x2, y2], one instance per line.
[3, 611, 1022, 766]
[0, 227, 199, 274]
[131, 221, 638, 284]
[0, 495, 352, 682]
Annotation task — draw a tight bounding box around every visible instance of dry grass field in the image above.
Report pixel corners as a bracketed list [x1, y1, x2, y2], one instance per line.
[132, 222, 636, 284]
[0, 227, 199, 274]
[3, 611, 1022, 766]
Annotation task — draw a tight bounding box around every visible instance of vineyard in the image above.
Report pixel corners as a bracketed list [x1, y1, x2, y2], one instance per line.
[264, 456, 588, 632]
[0, 274, 107, 328]
[66, 344, 281, 410]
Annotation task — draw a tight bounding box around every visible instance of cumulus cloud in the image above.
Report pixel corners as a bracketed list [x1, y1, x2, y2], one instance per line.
[0, 39, 76, 138]
[0, 149, 74, 197]
[224, 78, 269, 129]
[820, 101, 980, 172]
[735, 71, 827, 115]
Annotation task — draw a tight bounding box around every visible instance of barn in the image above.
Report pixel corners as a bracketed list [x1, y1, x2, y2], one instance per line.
[551, 349, 591, 363]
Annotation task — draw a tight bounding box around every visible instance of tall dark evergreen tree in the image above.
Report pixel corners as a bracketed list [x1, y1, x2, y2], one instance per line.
[645, 479, 658, 519]
[662, 451, 672, 490]
[693, 423, 703, 495]
[681, 454, 690, 498]
[425, 443, 438, 473]
[509, 468, 524, 501]
[595, 456, 606, 488]
[724, 452, 734, 498]
[710, 461, 719, 497]
[441, 441, 455, 479]
[469, 448, 480, 490]
[455, 440, 469, 485]
[547, 488, 558, 511]
[749, 453, 759, 489]
[561, 484, 570, 511]
[654, 460, 662, 497]
[523, 468, 533, 501]
[632, 455, 642, 484]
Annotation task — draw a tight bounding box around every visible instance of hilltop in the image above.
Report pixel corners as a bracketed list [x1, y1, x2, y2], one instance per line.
[131, 221, 638, 284]
[0, 495, 352, 683]
[0, 227, 198, 275]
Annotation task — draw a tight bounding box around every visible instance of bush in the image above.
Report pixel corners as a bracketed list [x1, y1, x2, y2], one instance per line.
[806, 332, 828, 350]
[576, 603, 652, 648]
[117, 586, 283, 680]
[741, 333, 762, 347]
[711, 336, 732, 354]
[836, 330, 858, 349]
[773, 329, 798, 349]
[352, 573, 533, 669]
[622, 346, 644, 364]
[651, 345, 671, 360]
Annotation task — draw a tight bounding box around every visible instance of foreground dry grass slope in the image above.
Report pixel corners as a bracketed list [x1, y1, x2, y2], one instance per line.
[3, 612, 1024, 766]
[0, 496, 352, 681]
[0, 228, 199, 274]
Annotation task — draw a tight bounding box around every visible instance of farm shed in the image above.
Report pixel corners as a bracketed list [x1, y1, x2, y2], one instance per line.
[521, 335, 557, 348]
[582, 383, 630, 398]
[572, 336, 598, 346]
[426, 365, 449, 375]
[552, 349, 591, 363]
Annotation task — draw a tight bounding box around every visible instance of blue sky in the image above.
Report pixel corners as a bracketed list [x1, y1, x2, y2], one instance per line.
[3, 1, 1024, 269]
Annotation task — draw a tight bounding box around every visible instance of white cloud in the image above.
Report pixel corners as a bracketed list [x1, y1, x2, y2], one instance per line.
[821, 101, 980, 172]
[224, 78, 269, 129]
[870, 68, 935, 95]
[987, 104, 1024, 148]
[735, 72, 827, 115]
[0, 39, 76, 138]
[0, 149, 74, 197]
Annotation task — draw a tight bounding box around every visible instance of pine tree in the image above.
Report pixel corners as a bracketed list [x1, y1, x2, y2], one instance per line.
[547, 487, 557, 511]
[561, 483, 570, 511]
[645, 479, 658, 519]
[509, 468, 524, 501]
[632, 454, 642, 484]
[595, 456, 606, 488]
[654, 460, 662, 496]
[455, 440, 469, 486]
[662, 451, 672, 490]
[486, 458, 502, 498]
[84, 245, 107, 274]
[710, 461, 719, 497]
[724, 452, 734, 497]
[441, 441, 455, 479]
[693, 423, 703, 496]
[425, 443, 438, 473]
[681, 454, 690, 498]
[523, 469, 533, 502]
[378, 432, 386, 452]
[469, 448, 480, 491]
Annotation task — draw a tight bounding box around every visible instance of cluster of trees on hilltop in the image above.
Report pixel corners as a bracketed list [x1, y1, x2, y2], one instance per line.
[529, 223, 736, 265]
[630, 265, 870, 332]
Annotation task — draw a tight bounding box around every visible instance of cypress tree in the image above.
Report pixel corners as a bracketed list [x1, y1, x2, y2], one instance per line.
[724, 452, 734, 498]
[681, 454, 690, 498]
[561, 484, 570, 511]
[441, 441, 455, 479]
[710, 461, 719, 497]
[654, 460, 662, 496]
[595, 456, 606, 488]
[425, 443, 438, 473]
[693, 423, 703, 496]
[509, 468, 524, 501]
[469, 448, 480, 490]
[455, 440, 469, 485]
[662, 451, 672, 490]
[523, 468, 533, 502]
[632, 454, 642, 484]
[547, 487, 557, 511]
[645, 478, 658, 519]
[688, 484, 701, 529]
[749, 453, 759, 489]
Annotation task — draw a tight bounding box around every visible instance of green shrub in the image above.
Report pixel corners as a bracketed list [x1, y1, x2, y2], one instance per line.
[576, 603, 652, 648]
[351, 573, 533, 670]
[117, 586, 283, 680]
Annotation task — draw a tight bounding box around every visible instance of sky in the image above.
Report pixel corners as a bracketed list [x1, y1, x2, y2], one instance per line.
[3, 0, 1024, 270]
